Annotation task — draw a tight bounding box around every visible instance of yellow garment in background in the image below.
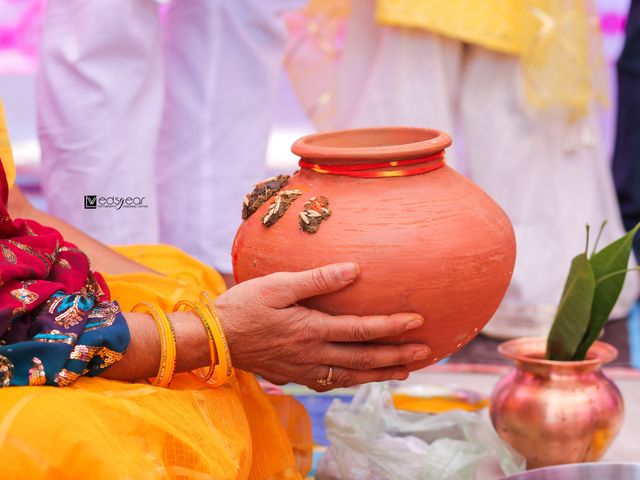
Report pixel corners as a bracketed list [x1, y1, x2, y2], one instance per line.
[377, 0, 524, 55]
[392, 393, 489, 413]
[0, 245, 312, 479]
[376, 0, 609, 115]
[293, 0, 608, 125]
[0, 99, 16, 189]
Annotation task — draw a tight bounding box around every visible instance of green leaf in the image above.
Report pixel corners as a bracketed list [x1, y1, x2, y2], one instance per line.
[546, 253, 596, 360]
[574, 223, 640, 359]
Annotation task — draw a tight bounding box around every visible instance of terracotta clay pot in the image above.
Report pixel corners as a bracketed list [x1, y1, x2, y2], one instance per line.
[232, 127, 516, 368]
[490, 337, 624, 469]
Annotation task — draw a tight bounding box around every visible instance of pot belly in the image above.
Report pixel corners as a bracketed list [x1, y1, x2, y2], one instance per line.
[233, 167, 516, 367]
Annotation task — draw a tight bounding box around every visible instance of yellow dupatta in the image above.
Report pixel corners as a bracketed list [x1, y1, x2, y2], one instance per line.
[0, 100, 17, 189]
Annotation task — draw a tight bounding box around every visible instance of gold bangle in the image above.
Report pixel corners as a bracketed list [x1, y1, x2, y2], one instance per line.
[173, 300, 230, 387]
[200, 291, 233, 378]
[172, 300, 219, 384]
[132, 302, 177, 388]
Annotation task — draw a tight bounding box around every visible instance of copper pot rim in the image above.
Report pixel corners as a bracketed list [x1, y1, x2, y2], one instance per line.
[497, 336, 618, 367]
[291, 126, 453, 163]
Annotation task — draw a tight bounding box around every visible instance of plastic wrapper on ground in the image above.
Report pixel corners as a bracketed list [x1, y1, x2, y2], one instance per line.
[316, 383, 525, 480]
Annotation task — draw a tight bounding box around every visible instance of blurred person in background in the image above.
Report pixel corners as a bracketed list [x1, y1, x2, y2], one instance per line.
[613, 0, 640, 259]
[37, 0, 305, 280]
[287, 0, 639, 338]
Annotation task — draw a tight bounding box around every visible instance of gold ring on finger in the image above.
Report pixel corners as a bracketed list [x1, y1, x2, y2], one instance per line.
[317, 366, 333, 386]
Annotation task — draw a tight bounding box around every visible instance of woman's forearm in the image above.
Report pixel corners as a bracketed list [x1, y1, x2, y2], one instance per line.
[6, 187, 215, 381]
[100, 311, 212, 381]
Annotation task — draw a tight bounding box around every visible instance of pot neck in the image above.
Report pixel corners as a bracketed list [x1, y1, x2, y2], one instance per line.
[298, 151, 446, 178]
[498, 337, 617, 377]
[515, 358, 603, 378]
[291, 127, 452, 178]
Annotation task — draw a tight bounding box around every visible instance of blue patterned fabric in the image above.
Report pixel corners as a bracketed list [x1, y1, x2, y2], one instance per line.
[0, 291, 130, 387]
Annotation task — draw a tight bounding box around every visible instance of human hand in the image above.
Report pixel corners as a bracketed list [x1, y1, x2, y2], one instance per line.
[215, 263, 430, 391]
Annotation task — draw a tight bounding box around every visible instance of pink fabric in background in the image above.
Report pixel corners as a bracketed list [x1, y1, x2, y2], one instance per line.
[601, 10, 628, 35]
[0, 0, 44, 73]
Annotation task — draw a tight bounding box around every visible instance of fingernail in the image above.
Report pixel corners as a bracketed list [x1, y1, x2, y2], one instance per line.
[405, 316, 424, 331]
[392, 371, 409, 381]
[336, 263, 357, 282]
[413, 349, 431, 361]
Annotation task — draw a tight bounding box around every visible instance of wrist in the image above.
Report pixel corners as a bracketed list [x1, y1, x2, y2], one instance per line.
[171, 310, 214, 372]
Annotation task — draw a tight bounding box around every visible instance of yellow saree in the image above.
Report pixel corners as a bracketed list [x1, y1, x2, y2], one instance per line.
[0, 102, 312, 479]
[0, 245, 312, 479]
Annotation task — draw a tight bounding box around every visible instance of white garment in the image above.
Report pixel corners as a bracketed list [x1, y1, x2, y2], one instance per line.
[37, 0, 304, 272]
[37, 0, 163, 245]
[333, 0, 465, 168]
[335, 0, 639, 337]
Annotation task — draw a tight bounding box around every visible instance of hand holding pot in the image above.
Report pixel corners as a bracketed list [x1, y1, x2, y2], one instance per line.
[215, 263, 430, 391]
[233, 128, 516, 367]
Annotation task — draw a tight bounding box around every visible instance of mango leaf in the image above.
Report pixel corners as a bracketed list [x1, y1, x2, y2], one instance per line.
[546, 253, 596, 360]
[574, 223, 640, 359]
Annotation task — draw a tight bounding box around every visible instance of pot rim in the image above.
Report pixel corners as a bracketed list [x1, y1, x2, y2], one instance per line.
[497, 336, 618, 367]
[291, 127, 452, 163]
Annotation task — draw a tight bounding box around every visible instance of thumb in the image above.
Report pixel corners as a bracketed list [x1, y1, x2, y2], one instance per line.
[261, 263, 358, 307]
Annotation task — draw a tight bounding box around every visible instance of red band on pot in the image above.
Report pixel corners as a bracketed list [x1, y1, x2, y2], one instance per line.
[298, 152, 445, 178]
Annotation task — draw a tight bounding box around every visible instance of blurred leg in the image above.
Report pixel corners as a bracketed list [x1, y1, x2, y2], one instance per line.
[157, 0, 305, 272]
[336, 0, 465, 167]
[461, 46, 639, 337]
[613, 0, 640, 258]
[37, 0, 162, 244]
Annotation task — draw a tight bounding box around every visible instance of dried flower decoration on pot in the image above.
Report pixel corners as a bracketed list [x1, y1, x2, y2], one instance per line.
[299, 197, 331, 234]
[242, 175, 290, 220]
[262, 190, 302, 227]
[546, 221, 640, 361]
